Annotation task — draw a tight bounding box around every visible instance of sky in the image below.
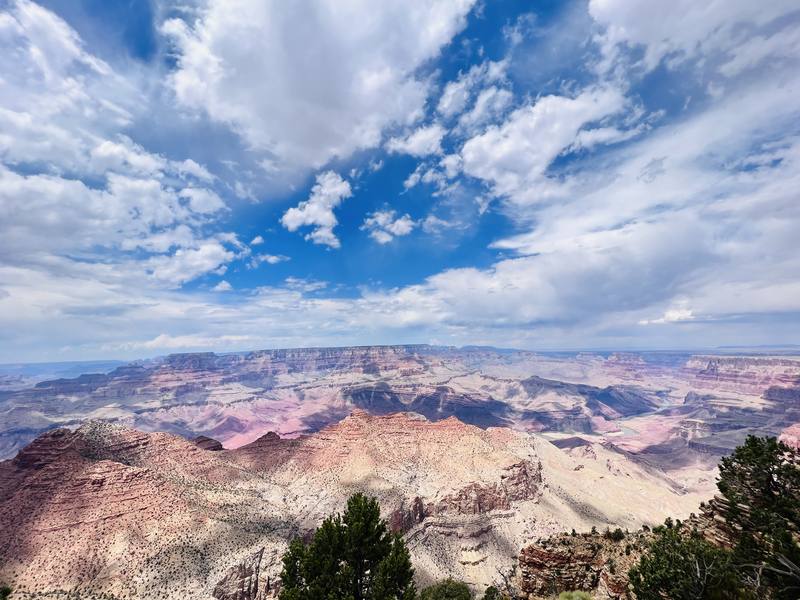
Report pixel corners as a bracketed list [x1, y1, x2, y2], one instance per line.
[1, 0, 799, 362]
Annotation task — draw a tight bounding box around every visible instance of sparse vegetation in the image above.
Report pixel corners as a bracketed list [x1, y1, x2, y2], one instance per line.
[557, 592, 591, 600]
[603, 527, 625, 542]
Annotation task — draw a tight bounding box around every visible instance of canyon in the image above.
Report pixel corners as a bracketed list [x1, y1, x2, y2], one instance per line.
[0, 345, 799, 598]
[0, 411, 705, 599]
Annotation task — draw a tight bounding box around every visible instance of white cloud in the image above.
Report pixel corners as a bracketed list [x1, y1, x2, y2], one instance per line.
[436, 59, 507, 118]
[439, 154, 462, 178]
[639, 307, 694, 325]
[456, 86, 513, 133]
[284, 277, 328, 293]
[570, 126, 641, 151]
[718, 26, 800, 78]
[281, 171, 352, 248]
[386, 124, 447, 157]
[212, 280, 233, 292]
[250, 235, 264, 245]
[249, 253, 290, 268]
[437, 77, 471, 119]
[421, 214, 454, 234]
[144, 240, 237, 287]
[162, 0, 476, 172]
[361, 210, 416, 244]
[115, 333, 257, 351]
[89, 138, 166, 176]
[179, 187, 226, 214]
[0, 0, 234, 296]
[589, 0, 799, 73]
[2, 0, 800, 361]
[175, 159, 214, 182]
[460, 86, 627, 203]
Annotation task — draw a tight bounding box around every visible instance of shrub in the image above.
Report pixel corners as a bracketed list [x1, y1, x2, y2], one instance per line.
[557, 592, 591, 600]
[629, 521, 743, 599]
[0, 586, 10, 600]
[419, 579, 471, 600]
[481, 586, 501, 600]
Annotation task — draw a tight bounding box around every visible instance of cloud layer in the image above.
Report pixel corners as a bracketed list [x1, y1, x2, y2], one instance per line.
[0, 0, 799, 360]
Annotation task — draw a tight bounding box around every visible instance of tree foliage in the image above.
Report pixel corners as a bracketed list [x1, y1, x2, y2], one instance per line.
[481, 586, 501, 600]
[630, 435, 800, 599]
[419, 579, 471, 600]
[0, 586, 10, 600]
[629, 523, 743, 599]
[279, 493, 416, 600]
[717, 435, 800, 598]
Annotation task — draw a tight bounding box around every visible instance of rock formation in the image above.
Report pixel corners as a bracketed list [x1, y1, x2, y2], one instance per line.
[213, 548, 276, 600]
[2, 346, 798, 475]
[516, 530, 650, 599]
[0, 411, 708, 599]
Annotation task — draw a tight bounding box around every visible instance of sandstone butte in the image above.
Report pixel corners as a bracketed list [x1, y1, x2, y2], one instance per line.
[0, 409, 711, 600]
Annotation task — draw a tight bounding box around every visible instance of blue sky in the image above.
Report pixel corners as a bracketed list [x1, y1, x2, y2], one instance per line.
[1, 0, 799, 361]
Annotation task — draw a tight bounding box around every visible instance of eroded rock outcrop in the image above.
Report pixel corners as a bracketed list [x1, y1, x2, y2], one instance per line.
[213, 548, 275, 600]
[516, 530, 649, 599]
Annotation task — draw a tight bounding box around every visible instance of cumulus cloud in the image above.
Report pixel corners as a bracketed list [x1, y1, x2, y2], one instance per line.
[386, 124, 447, 157]
[2, 0, 800, 360]
[111, 333, 257, 351]
[281, 171, 352, 248]
[436, 59, 507, 118]
[144, 241, 236, 287]
[456, 86, 513, 133]
[162, 0, 476, 172]
[460, 86, 627, 203]
[179, 187, 226, 214]
[361, 210, 416, 244]
[0, 1, 235, 296]
[212, 280, 233, 292]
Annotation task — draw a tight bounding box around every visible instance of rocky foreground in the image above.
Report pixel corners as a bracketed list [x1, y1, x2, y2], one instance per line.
[0, 411, 709, 599]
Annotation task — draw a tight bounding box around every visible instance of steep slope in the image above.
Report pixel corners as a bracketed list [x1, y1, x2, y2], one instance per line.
[0, 412, 710, 598]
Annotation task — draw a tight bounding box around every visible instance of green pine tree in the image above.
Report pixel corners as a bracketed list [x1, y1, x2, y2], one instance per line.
[279, 493, 416, 600]
[628, 523, 743, 599]
[717, 436, 800, 598]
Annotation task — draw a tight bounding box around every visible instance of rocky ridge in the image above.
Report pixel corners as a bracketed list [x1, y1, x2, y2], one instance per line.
[515, 529, 649, 599]
[0, 411, 707, 599]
